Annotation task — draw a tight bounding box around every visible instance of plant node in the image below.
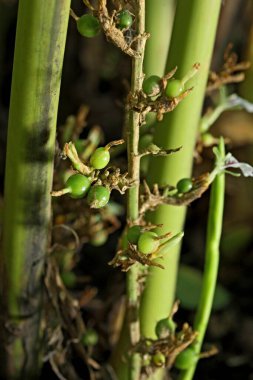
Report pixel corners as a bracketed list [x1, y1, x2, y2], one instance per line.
[128, 64, 200, 122]
[139, 173, 211, 216]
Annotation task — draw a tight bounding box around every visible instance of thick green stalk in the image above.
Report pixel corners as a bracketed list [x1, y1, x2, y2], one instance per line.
[0, 1, 70, 378]
[144, 0, 175, 77]
[179, 139, 225, 380]
[140, 0, 222, 343]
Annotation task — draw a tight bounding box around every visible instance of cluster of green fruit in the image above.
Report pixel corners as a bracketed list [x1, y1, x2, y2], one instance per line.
[76, 10, 133, 38]
[140, 316, 198, 369]
[142, 74, 185, 99]
[144, 346, 197, 369]
[62, 146, 112, 208]
[154, 317, 197, 369]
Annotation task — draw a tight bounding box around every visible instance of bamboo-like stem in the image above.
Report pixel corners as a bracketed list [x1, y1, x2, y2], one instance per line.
[0, 1, 70, 378]
[126, 1, 146, 378]
[144, 0, 175, 77]
[139, 0, 222, 351]
[179, 138, 225, 380]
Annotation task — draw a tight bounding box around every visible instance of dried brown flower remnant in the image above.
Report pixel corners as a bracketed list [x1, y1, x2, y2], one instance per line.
[207, 44, 251, 93]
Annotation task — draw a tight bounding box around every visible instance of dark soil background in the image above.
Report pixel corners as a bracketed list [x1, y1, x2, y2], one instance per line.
[0, 1, 253, 379]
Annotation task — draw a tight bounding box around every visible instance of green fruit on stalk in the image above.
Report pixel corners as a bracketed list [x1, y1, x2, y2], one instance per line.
[142, 75, 161, 96]
[117, 10, 133, 29]
[90, 147, 110, 169]
[137, 231, 159, 254]
[81, 328, 99, 346]
[77, 14, 100, 38]
[176, 178, 193, 194]
[65, 174, 91, 199]
[87, 185, 110, 208]
[174, 347, 197, 370]
[165, 79, 184, 98]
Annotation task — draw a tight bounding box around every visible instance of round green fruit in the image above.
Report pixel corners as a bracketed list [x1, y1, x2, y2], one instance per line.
[174, 347, 197, 370]
[65, 174, 91, 199]
[77, 14, 101, 38]
[155, 317, 176, 338]
[176, 178, 193, 194]
[81, 328, 99, 347]
[117, 10, 133, 29]
[142, 75, 161, 96]
[152, 351, 166, 366]
[165, 79, 184, 98]
[87, 185, 110, 208]
[127, 225, 142, 245]
[90, 147, 110, 169]
[137, 231, 159, 255]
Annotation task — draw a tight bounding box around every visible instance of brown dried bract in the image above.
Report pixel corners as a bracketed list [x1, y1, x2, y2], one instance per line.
[139, 173, 211, 217]
[44, 258, 100, 379]
[109, 242, 165, 271]
[207, 44, 251, 93]
[97, 166, 134, 194]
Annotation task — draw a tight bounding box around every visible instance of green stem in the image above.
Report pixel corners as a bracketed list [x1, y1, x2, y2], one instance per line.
[139, 0, 222, 358]
[144, 0, 175, 77]
[126, 1, 146, 379]
[111, 1, 175, 377]
[143, 0, 175, 129]
[0, 1, 70, 378]
[179, 138, 225, 380]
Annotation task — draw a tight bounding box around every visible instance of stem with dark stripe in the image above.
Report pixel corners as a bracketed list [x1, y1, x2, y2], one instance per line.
[0, 1, 70, 378]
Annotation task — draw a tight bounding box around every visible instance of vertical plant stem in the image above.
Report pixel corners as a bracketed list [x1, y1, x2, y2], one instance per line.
[0, 0, 70, 378]
[144, 0, 175, 77]
[126, 1, 146, 379]
[179, 138, 225, 380]
[140, 0, 222, 347]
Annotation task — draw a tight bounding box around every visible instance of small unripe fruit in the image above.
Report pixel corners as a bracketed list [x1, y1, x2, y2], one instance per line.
[176, 178, 193, 194]
[81, 328, 99, 346]
[87, 186, 110, 208]
[117, 10, 133, 30]
[155, 317, 176, 338]
[137, 231, 159, 254]
[174, 347, 197, 370]
[142, 75, 161, 96]
[165, 79, 184, 98]
[152, 351, 166, 366]
[90, 147, 110, 169]
[65, 174, 91, 199]
[77, 14, 101, 38]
